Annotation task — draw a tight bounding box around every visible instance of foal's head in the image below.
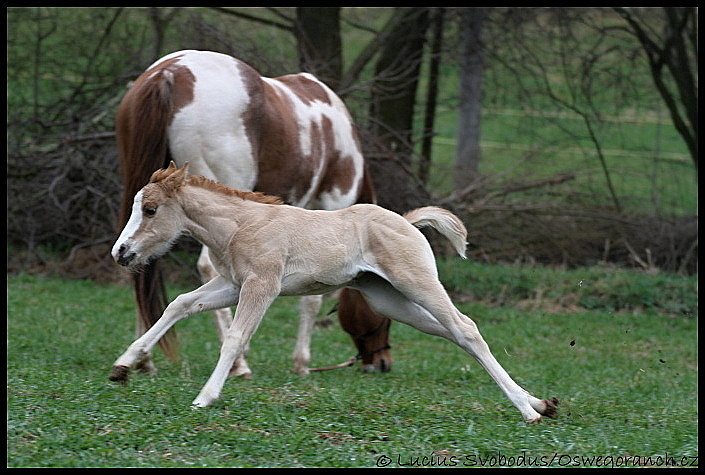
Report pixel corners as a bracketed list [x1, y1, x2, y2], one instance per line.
[112, 161, 189, 269]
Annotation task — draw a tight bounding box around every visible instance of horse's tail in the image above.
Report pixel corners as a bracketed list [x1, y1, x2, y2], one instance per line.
[115, 65, 179, 361]
[403, 207, 468, 259]
[356, 162, 377, 205]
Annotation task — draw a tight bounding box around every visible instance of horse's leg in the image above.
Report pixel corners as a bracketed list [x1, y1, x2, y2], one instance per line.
[110, 276, 239, 383]
[353, 274, 557, 423]
[292, 295, 322, 375]
[192, 275, 279, 408]
[197, 246, 252, 378]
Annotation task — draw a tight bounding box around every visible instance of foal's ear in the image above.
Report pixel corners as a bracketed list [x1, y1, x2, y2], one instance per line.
[166, 160, 189, 174]
[164, 161, 189, 189]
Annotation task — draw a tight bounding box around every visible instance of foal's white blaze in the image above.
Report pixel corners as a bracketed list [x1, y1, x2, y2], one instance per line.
[111, 190, 144, 260]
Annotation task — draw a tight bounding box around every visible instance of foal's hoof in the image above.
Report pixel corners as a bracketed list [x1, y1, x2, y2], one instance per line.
[109, 365, 130, 384]
[539, 397, 560, 418]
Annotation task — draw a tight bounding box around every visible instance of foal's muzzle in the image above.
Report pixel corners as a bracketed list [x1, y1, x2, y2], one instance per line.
[114, 244, 136, 267]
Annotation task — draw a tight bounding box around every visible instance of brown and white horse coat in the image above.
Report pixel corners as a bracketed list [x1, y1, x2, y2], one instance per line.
[111, 162, 559, 423]
[116, 50, 390, 376]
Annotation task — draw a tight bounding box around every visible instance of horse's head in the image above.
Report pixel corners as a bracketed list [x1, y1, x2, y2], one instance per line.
[337, 289, 393, 373]
[112, 161, 189, 269]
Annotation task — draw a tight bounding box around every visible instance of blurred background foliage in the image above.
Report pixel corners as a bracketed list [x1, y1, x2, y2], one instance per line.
[6, 7, 697, 276]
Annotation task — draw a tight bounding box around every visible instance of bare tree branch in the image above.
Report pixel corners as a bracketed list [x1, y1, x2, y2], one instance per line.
[613, 7, 697, 172]
[338, 8, 408, 95]
[208, 7, 294, 32]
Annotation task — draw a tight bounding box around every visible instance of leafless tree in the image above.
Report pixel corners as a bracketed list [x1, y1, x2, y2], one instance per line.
[454, 7, 486, 190]
[7, 7, 697, 274]
[613, 7, 697, 174]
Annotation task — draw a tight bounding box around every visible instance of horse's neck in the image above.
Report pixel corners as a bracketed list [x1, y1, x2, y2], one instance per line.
[178, 185, 252, 250]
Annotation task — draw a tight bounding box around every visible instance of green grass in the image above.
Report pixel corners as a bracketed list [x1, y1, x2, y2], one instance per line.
[7, 264, 698, 468]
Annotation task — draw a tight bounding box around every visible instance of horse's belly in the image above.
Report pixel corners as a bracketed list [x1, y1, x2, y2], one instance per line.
[279, 274, 345, 296]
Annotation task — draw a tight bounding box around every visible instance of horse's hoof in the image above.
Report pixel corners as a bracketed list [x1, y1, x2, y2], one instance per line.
[109, 365, 130, 384]
[540, 397, 560, 418]
[228, 367, 253, 379]
[134, 359, 157, 376]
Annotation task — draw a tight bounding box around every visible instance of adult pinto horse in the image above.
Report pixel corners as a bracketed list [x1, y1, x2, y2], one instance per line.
[110, 162, 559, 423]
[116, 50, 391, 377]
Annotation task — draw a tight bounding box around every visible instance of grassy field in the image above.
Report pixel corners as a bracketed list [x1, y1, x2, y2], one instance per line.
[7, 263, 698, 468]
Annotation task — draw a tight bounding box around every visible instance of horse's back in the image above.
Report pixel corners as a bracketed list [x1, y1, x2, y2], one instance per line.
[255, 73, 365, 209]
[142, 50, 365, 208]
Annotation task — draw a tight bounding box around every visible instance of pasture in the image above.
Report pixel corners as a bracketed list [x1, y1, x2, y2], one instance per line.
[7, 262, 697, 468]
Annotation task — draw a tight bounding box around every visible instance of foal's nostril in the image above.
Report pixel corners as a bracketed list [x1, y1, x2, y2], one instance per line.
[115, 244, 136, 266]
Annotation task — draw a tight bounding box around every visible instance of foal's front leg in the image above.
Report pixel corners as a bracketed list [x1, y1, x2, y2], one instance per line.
[192, 275, 280, 408]
[109, 276, 239, 383]
[197, 246, 252, 378]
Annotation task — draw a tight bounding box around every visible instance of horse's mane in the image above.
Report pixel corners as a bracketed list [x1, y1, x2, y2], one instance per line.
[149, 165, 284, 205]
[187, 175, 285, 205]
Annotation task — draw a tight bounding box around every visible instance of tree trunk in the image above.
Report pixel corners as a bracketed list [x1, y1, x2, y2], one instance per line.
[614, 7, 698, 175]
[366, 7, 431, 213]
[148, 8, 179, 61]
[295, 7, 342, 90]
[418, 7, 445, 186]
[454, 7, 486, 190]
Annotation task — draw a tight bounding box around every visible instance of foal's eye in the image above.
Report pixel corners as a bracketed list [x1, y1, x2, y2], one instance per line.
[143, 206, 157, 216]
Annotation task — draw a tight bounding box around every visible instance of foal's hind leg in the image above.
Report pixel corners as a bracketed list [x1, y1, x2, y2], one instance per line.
[197, 246, 252, 378]
[354, 274, 557, 423]
[439, 306, 558, 421]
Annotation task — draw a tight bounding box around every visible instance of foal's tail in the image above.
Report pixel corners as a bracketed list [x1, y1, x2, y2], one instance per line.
[403, 207, 468, 259]
[115, 62, 180, 361]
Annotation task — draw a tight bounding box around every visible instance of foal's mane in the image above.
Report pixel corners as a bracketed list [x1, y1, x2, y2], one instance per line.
[149, 166, 284, 205]
[187, 175, 285, 205]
